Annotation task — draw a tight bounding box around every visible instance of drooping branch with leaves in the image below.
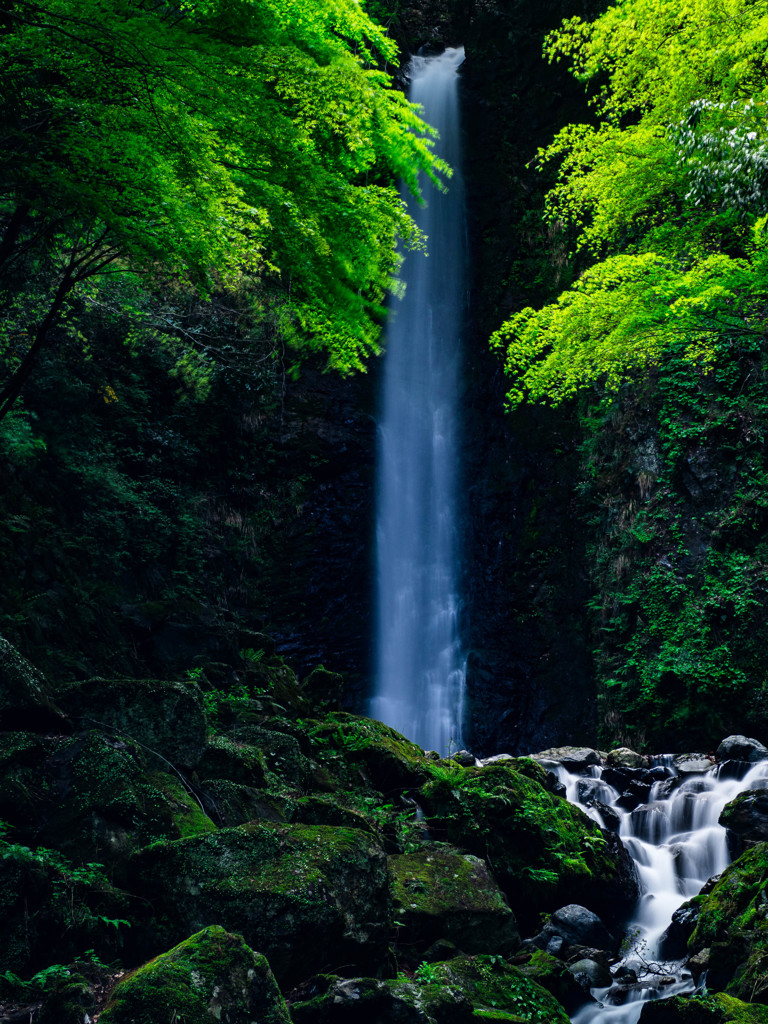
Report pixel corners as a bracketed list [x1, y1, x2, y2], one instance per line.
[0, 0, 445, 420]
[492, 0, 768, 408]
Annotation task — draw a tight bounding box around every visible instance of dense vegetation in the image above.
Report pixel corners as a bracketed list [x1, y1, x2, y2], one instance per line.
[491, 0, 768, 750]
[0, 0, 444, 427]
[6, 0, 768, 1022]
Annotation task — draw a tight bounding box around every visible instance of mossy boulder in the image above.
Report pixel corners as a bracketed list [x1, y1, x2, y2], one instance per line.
[241, 657, 309, 714]
[289, 973, 472, 1024]
[638, 992, 768, 1022]
[288, 958, 569, 1024]
[310, 713, 427, 792]
[294, 795, 376, 833]
[199, 779, 294, 826]
[688, 842, 768, 1001]
[0, 635, 67, 731]
[0, 729, 216, 862]
[36, 974, 97, 1024]
[428, 955, 571, 1024]
[389, 847, 520, 956]
[54, 677, 207, 767]
[302, 666, 345, 710]
[517, 949, 586, 1016]
[130, 821, 390, 986]
[100, 925, 290, 1024]
[223, 724, 309, 786]
[196, 735, 269, 787]
[418, 761, 638, 928]
[720, 790, 768, 846]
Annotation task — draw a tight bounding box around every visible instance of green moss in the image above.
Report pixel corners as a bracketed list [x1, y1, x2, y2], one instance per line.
[309, 713, 427, 791]
[472, 1011, 526, 1023]
[389, 847, 519, 955]
[638, 993, 768, 1022]
[418, 762, 632, 925]
[196, 734, 268, 786]
[131, 820, 390, 986]
[430, 955, 570, 1024]
[714, 993, 768, 1022]
[100, 925, 290, 1024]
[145, 773, 216, 839]
[690, 843, 768, 1002]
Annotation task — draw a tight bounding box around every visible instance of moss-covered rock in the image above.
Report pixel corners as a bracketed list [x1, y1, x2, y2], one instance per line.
[294, 795, 377, 833]
[418, 761, 638, 928]
[516, 949, 590, 1015]
[130, 821, 390, 986]
[310, 713, 428, 792]
[241, 657, 309, 715]
[36, 975, 97, 1024]
[638, 992, 768, 1022]
[196, 735, 269, 787]
[199, 779, 294, 826]
[223, 724, 309, 786]
[288, 958, 573, 1024]
[0, 729, 216, 862]
[688, 842, 768, 1001]
[288, 958, 569, 1024]
[302, 666, 345, 710]
[0, 635, 67, 731]
[690, 850, 765, 991]
[428, 955, 571, 1024]
[100, 925, 291, 1024]
[389, 847, 520, 957]
[720, 790, 768, 847]
[289, 973, 472, 1024]
[54, 677, 207, 767]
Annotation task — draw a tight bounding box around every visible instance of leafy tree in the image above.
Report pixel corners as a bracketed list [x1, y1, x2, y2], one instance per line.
[0, 0, 444, 420]
[492, 0, 768, 408]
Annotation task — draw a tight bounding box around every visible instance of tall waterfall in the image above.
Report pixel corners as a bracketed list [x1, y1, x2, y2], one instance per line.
[371, 47, 467, 755]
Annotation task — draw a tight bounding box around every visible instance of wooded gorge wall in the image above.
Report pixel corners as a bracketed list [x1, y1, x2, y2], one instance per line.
[3, 0, 766, 757]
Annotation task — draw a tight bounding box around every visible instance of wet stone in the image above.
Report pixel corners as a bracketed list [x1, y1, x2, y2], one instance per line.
[673, 753, 715, 774]
[716, 735, 768, 763]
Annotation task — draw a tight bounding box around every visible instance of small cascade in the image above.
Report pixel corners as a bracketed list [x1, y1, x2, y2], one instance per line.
[548, 756, 768, 1023]
[371, 47, 467, 755]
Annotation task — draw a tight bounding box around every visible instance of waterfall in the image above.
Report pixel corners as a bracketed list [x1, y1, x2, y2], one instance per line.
[370, 47, 467, 755]
[550, 756, 768, 1023]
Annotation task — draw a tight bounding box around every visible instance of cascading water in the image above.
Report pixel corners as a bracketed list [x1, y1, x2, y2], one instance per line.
[550, 756, 768, 1023]
[371, 47, 467, 755]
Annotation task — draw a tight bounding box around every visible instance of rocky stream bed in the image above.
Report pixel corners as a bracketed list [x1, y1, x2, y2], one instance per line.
[2, 635, 768, 1024]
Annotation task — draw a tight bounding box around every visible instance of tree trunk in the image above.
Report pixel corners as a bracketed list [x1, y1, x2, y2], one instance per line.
[0, 269, 74, 423]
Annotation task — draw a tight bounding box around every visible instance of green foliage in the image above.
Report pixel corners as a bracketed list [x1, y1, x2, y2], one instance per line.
[578, 331, 768, 749]
[0, 406, 46, 464]
[0, 0, 446, 410]
[414, 960, 440, 985]
[492, 0, 768, 407]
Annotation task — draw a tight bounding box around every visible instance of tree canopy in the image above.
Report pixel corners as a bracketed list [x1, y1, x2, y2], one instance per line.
[0, 0, 444, 419]
[492, 0, 768, 408]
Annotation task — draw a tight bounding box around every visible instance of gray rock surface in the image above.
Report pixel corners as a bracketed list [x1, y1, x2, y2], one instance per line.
[716, 735, 768, 763]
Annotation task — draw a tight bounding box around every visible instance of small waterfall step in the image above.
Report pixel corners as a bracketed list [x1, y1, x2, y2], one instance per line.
[527, 741, 768, 1023]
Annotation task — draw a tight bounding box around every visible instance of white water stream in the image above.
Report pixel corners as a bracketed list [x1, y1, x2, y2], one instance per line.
[371, 48, 467, 755]
[550, 757, 768, 1023]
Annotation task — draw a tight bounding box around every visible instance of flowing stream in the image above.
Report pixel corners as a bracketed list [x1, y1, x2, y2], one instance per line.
[550, 756, 768, 1023]
[371, 47, 467, 755]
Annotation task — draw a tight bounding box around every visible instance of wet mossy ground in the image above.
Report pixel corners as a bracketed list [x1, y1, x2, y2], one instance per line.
[0, 634, 639, 1021]
[0, 634, 761, 1024]
[689, 842, 768, 1002]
